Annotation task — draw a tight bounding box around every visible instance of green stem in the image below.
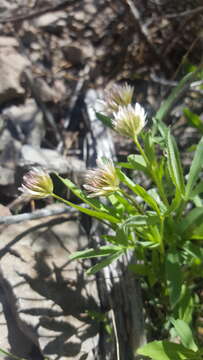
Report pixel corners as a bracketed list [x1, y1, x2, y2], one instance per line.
[159, 217, 165, 256]
[0, 348, 27, 360]
[120, 189, 144, 214]
[153, 172, 169, 207]
[134, 136, 169, 207]
[176, 199, 186, 220]
[134, 136, 150, 166]
[52, 193, 110, 227]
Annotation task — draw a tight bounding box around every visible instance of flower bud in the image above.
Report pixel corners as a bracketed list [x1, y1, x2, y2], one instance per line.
[113, 103, 146, 139]
[83, 158, 120, 197]
[19, 167, 53, 199]
[97, 83, 134, 116]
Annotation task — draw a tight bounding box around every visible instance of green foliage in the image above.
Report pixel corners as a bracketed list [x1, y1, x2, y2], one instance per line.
[184, 108, 203, 133]
[137, 340, 201, 360]
[137, 320, 201, 360]
[171, 319, 198, 351]
[48, 70, 203, 359]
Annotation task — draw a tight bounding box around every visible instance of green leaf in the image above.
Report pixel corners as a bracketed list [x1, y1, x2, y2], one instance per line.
[171, 319, 198, 352]
[55, 175, 121, 224]
[103, 226, 130, 246]
[185, 137, 203, 199]
[190, 180, 203, 198]
[166, 190, 182, 215]
[86, 250, 124, 275]
[152, 115, 168, 139]
[133, 184, 161, 215]
[177, 287, 194, 324]
[190, 222, 203, 239]
[116, 161, 134, 169]
[178, 207, 203, 236]
[167, 131, 185, 195]
[56, 174, 110, 213]
[111, 192, 135, 213]
[117, 170, 161, 214]
[139, 241, 160, 249]
[148, 188, 168, 214]
[165, 251, 182, 308]
[69, 245, 123, 260]
[96, 112, 113, 128]
[57, 196, 120, 224]
[155, 71, 198, 124]
[184, 243, 203, 261]
[127, 154, 148, 173]
[123, 214, 159, 228]
[183, 108, 203, 132]
[143, 131, 157, 164]
[129, 263, 148, 276]
[137, 340, 199, 360]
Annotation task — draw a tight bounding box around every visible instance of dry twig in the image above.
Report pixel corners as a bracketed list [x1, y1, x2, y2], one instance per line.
[0, 0, 79, 23]
[165, 6, 203, 19]
[0, 206, 77, 225]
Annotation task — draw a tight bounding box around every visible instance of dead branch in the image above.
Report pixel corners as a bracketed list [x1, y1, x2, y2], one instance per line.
[0, 206, 77, 225]
[165, 6, 203, 19]
[0, 0, 79, 24]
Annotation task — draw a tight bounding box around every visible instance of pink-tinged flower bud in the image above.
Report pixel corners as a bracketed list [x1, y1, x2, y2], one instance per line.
[19, 167, 53, 199]
[83, 158, 120, 197]
[112, 103, 146, 139]
[97, 83, 134, 116]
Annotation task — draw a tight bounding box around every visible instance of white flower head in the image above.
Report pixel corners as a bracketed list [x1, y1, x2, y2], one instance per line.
[83, 158, 120, 197]
[19, 167, 53, 199]
[112, 103, 146, 139]
[97, 83, 134, 116]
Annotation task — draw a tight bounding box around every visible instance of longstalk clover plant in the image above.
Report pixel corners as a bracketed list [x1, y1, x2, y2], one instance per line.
[19, 72, 203, 359]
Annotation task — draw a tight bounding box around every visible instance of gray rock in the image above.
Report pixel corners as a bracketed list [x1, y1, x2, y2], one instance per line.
[0, 281, 38, 360]
[0, 47, 29, 104]
[19, 145, 69, 173]
[0, 128, 21, 187]
[3, 99, 45, 147]
[0, 293, 10, 354]
[0, 36, 18, 48]
[33, 78, 58, 103]
[62, 46, 85, 66]
[0, 166, 15, 186]
[19, 144, 86, 178]
[0, 209, 99, 359]
[32, 12, 67, 34]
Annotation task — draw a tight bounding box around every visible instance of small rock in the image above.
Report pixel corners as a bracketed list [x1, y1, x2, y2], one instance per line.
[19, 145, 69, 173]
[0, 47, 29, 104]
[19, 144, 86, 177]
[62, 46, 84, 66]
[34, 78, 58, 103]
[0, 129, 21, 187]
[33, 12, 67, 34]
[3, 99, 45, 146]
[74, 11, 85, 22]
[0, 36, 18, 48]
[84, 4, 97, 14]
[0, 166, 15, 186]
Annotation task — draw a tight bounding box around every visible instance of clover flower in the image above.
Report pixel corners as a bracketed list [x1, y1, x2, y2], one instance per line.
[83, 158, 120, 197]
[112, 103, 146, 139]
[19, 167, 53, 199]
[98, 83, 134, 116]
